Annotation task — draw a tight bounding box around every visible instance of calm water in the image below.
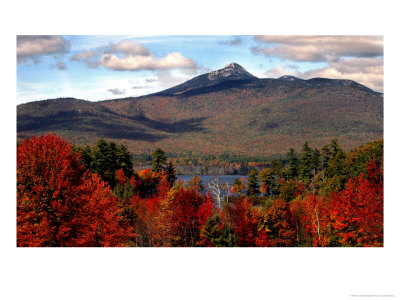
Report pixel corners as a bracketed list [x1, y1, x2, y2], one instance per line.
[177, 175, 248, 187]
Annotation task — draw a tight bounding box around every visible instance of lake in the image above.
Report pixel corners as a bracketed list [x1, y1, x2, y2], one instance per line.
[177, 174, 248, 187]
[177, 174, 248, 201]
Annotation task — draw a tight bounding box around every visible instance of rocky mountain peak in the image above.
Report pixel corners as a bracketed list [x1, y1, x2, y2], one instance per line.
[207, 62, 256, 81]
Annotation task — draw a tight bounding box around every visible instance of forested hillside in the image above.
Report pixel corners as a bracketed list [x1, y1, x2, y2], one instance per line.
[17, 64, 383, 161]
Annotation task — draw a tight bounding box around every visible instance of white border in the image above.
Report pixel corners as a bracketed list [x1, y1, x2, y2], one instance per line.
[2, 1, 399, 299]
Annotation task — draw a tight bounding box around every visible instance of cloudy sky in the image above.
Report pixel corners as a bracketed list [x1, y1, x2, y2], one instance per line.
[16, 35, 383, 104]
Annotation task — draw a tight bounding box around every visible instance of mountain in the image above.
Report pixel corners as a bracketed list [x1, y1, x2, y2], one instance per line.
[17, 63, 383, 160]
[155, 63, 257, 96]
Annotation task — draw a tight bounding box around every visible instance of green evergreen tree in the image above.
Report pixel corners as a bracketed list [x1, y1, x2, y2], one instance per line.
[271, 158, 283, 178]
[80, 145, 93, 171]
[286, 148, 299, 179]
[319, 139, 348, 194]
[247, 168, 260, 196]
[71, 144, 92, 171]
[151, 148, 167, 173]
[325, 140, 346, 178]
[91, 139, 116, 185]
[164, 161, 177, 185]
[89, 139, 133, 187]
[321, 144, 332, 170]
[201, 213, 237, 247]
[298, 141, 313, 184]
[310, 148, 321, 176]
[116, 144, 133, 178]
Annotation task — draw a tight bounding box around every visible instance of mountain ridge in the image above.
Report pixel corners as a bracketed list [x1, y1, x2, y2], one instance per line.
[17, 63, 383, 159]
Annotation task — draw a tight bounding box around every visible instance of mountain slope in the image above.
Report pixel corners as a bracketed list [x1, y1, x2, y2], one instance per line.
[17, 63, 383, 159]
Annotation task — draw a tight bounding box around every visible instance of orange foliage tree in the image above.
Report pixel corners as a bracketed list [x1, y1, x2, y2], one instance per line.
[17, 135, 132, 247]
[233, 198, 269, 247]
[264, 198, 296, 246]
[297, 194, 332, 247]
[330, 160, 383, 246]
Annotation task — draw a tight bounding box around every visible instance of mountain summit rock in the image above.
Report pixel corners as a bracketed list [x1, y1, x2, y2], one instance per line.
[155, 62, 257, 96]
[207, 63, 257, 81]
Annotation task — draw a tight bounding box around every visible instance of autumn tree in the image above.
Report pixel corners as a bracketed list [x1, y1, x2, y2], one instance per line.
[259, 168, 272, 196]
[17, 135, 131, 247]
[168, 188, 214, 246]
[279, 179, 304, 202]
[233, 177, 246, 196]
[264, 198, 296, 246]
[233, 198, 269, 247]
[344, 139, 383, 179]
[330, 160, 383, 246]
[187, 176, 204, 192]
[299, 194, 333, 247]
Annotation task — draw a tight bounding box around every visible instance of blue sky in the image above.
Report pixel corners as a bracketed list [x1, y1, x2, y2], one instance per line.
[16, 35, 383, 104]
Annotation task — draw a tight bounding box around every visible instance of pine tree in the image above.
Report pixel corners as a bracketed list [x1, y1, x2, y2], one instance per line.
[286, 148, 299, 179]
[200, 212, 237, 247]
[298, 142, 313, 184]
[164, 161, 177, 185]
[89, 139, 133, 187]
[151, 148, 167, 173]
[247, 168, 260, 196]
[116, 144, 133, 178]
[310, 148, 321, 176]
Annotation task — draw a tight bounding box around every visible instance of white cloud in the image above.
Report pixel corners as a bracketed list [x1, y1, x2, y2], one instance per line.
[263, 66, 296, 78]
[73, 39, 200, 73]
[99, 52, 198, 71]
[253, 35, 383, 62]
[17, 35, 70, 63]
[263, 57, 383, 92]
[109, 40, 150, 56]
[71, 50, 100, 68]
[156, 70, 191, 89]
[303, 57, 383, 91]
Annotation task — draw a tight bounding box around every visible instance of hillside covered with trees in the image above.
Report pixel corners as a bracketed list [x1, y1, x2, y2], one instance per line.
[17, 134, 383, 247]
[17, 64, 383, 162]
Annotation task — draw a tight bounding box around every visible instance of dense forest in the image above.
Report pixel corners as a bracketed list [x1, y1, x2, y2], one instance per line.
[17, 134, 383, 247]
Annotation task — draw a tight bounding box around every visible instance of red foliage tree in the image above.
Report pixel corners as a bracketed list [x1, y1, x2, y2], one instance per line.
[330, 160, 383, 246]
[264, 198, 296, 246]
[115, 168, 127, 186]
[233, 198, 269, 247]
[168, 188, 214, 246]
[17, 135, 132, 247]
[298, 194, 332, 247]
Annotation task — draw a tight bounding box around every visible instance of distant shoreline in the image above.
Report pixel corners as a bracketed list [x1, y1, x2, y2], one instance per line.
[132, 164, 256, 176]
